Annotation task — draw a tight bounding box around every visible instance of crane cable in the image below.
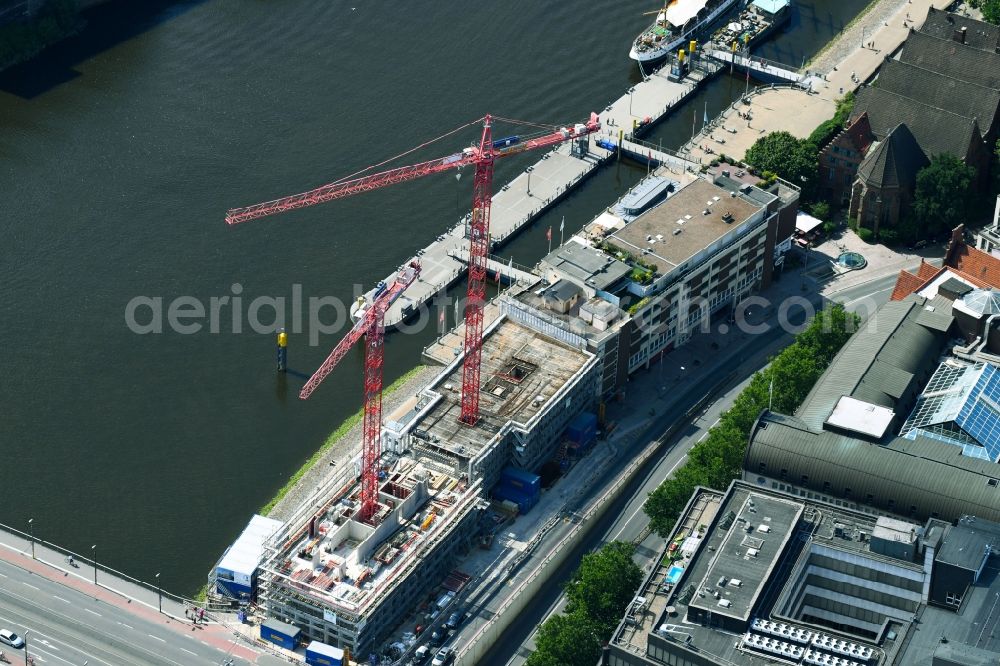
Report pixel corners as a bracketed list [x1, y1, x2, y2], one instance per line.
[330, 117, 486, 185]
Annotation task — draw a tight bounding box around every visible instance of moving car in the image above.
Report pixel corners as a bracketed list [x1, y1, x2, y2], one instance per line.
[0, 629, 24, 648]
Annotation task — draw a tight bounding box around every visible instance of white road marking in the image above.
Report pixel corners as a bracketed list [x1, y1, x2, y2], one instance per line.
[611, 454, 689, 541]
[83, 607, 101, 616]
[147, 634, 166, 643]
[116, 621, 134, 630]
[22, 581, 40, 590]
[180, 647, 197, 656]
[52, 595, 70, 604]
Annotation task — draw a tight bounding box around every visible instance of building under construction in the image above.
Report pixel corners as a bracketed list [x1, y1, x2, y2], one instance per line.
[256, 315, 600, 656]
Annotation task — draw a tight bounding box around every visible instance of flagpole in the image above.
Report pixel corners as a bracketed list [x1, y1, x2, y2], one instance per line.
[560, 216, 565, 247]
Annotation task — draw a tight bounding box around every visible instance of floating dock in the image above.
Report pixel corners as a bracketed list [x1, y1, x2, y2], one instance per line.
[368, 60, 716, 328]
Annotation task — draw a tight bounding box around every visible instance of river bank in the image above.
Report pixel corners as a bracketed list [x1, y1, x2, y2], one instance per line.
[266, 364, 438, 522]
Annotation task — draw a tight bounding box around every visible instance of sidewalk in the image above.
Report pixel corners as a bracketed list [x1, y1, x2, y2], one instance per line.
[0, 531, 280, 664]
[685, 0, 953, 165]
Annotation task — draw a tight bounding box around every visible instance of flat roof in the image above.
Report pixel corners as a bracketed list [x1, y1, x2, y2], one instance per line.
[824, 395, 895, 438]
[795, 212, 823, 234]
[607, 178, 763, 273]
[541, 239, 631, 291]
[218, 514, 284, 576]
[688, 490, 803, 622]
[415, 317, 593, 464]
[937, 517, 1000, 571]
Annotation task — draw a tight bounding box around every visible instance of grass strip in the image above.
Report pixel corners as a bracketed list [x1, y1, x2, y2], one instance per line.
[259, 365, 426, 516]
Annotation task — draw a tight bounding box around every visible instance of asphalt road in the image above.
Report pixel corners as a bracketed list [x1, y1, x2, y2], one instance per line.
[0, 558, 256, 666]
[479, 272, 902, 666]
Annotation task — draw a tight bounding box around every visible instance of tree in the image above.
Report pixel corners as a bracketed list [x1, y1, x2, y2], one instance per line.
[565, 541, 644, 635]
[526, 610, 602, 666]
[643, 305, 859, 537]
[745, 131, 818, 200]
[912, 154, 975, 239]
[981, 0, 1000, 25]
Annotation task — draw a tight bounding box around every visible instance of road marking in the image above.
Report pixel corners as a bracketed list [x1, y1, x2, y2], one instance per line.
[0, 572, 7, 578]
[116, 622, 134, 630]
[611, 454, 688, 541]
[147, 634, 166, 643]
[180, 648, 197, 656]
[84, 608, 101, 616]
[52, 595, 70, 604]
[22, 581, 40, 591]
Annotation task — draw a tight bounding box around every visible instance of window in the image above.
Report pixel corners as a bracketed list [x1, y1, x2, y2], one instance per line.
[910, 506, 918, 517]
[844, 488, 852, 499]
[887, 499, 896, 511]
[758, 462, 767, 473]
[780, 468, 788, 481]
[823, 481, 831, 492]
[989, 478, 999, 487]
[946, 592, 963, 607]
[758, 477, 766, 485]
[801, 475, 809, 485]
[865, 493, 875, 505]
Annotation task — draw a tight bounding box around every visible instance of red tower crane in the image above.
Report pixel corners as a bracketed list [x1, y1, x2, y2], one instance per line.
[227, 112, 601, 428]
[298, 263, 420, 524]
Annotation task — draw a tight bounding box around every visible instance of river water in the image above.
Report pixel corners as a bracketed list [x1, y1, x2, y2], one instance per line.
[0, 0, 866, 593]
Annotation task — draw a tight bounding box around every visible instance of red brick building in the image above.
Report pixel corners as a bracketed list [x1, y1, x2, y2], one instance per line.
[817, 113, 874, 208]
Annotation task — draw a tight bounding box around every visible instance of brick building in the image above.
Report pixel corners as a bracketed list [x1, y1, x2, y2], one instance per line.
[817, 113, 874, 207]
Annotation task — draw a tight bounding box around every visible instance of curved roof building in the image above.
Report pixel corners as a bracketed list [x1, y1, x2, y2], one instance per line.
[744, 411, 1000, 524]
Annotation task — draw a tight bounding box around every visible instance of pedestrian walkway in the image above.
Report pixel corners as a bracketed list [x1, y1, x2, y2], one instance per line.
[683, 0, 953, 165]
[0, 526, 289, 664]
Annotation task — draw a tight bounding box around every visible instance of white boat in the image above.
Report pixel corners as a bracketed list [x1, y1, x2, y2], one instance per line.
[630, 0, 744, 64]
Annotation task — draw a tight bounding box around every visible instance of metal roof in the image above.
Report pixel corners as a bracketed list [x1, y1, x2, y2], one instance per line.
[795, 298, 950, 431]
[745, 413, 1000, 523]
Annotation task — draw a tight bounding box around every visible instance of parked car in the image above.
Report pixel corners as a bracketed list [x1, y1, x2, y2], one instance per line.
[0, 629, 24, 648]
[432, 647, 456, 666]
[413, 645, 432, 664]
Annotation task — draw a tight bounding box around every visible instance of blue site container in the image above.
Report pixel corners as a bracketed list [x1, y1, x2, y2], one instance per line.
[493, 483, 539, 514]
[261, 618, 301, 650]
[501, 468, 541, 492]
[306, 640, 344, 666]
[566, 412, 597, 447]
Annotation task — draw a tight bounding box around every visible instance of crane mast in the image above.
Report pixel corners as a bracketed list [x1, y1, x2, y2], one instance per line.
[226, 112, 600, 519]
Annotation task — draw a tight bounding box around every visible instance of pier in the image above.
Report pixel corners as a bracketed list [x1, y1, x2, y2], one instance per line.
[702, 48, 812, 86]
[373, 59, 713, 327]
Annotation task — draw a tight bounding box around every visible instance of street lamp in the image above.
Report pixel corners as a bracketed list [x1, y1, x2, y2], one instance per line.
[91, 544, 97, 585]
[23, 629, 30, 665]
[27, 518, 34, 559]
[861, 25, 868, 49]
[526, 166, 533, 197]
[629, 86, 636, 115]
[155, 572, 162, 613]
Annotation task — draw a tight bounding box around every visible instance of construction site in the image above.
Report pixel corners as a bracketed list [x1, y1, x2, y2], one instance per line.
[254, 314, 600, 657]
[207, 112, 612, 661]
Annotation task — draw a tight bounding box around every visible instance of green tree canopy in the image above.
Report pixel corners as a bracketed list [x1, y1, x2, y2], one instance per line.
[745, 131, 818, 200]
[980, 0, 1000, 25]
[912, 154, 975, 239]
[565, 541, 644, 635]
[526, 541, 644, 665]
[644, 305, 859, 536]
[525, 610, 602, 666]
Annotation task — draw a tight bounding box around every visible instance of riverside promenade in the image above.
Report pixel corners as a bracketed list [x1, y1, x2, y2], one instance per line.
[684, 0, 953, 165]
[0, 523, 290, 665]
[373, 61, 711, 328]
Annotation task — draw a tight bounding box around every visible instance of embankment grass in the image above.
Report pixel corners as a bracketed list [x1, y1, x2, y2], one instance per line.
[258, 365, 426, 516]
